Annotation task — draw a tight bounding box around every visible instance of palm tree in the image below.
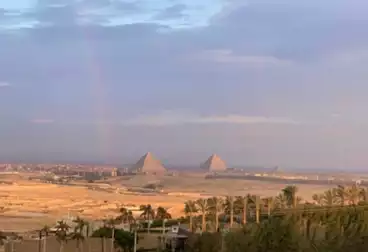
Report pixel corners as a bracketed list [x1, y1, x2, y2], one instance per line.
[73, 217, 87, 234]
[140, 204, 155, 220]
[72, 217, 87, 252]
[312, 194, 322, 205]
[346, 184, 362, 205]
[117, 207, 129, 223]
[360, 187, 368, 203]
[275, 193, 288, 209]
[235, 196, 248, 225]
[195, 198, 209, 232]
[254, 195, 261, 224]
[70, 227, 85, 252]
[156, 206, 172, 220]
[117, 207, 135, 224]
[224, 196, 235, 227]
[84, 221, 91, 252]
[41, 225, 50, 252]
[140, 204, 155, 233]
[105, 218, 119, 252]
[336, 185, 347, 206]
[208, 197, 224, 232]
[184, 200, 198, 232]
[317, 189, 338, 206]
[55, 220, 70, 252]
[99, 221, 109, 252]
[282, 185, 298, 208]
[263, 197, 275, 217]
[126, 210, 135, 224]
[38, 228, 43, 252]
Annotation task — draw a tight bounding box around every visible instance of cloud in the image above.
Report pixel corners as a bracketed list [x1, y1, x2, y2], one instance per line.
[30, 119, 55, 124]
[122, 111, 299, 126]
[190, 49, 293, 67]
[0, 81, 10, 87]
[153, 4, 187, 20]
[0, 0, 229, 30]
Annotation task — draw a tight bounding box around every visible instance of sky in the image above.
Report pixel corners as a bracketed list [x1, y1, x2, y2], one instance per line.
[1, 0, 368, 169]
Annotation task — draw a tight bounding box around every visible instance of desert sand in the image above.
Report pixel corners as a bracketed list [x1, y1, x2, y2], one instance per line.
[0, 172, 332, 232]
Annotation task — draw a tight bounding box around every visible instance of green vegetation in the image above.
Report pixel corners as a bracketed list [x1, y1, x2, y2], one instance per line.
[183, 184, 368, 252]
[91, 227, 136, 252]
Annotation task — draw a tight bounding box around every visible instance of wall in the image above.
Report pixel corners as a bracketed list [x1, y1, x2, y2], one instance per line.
[5, 237, 112, 252]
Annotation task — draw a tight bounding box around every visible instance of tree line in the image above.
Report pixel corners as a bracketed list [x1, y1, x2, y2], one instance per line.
[183, 184, 368, 252]
[36, 204, 173, 252]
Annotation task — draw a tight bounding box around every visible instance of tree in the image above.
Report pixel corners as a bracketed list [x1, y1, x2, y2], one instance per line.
[38, 228, 43, 252]
[105, 218, 119, 252]
[224, 196, 235, 227]
[139, 204, 155, 233]
[73, 217, 87, 234]
[41, 225, 50, 252]
[156, 206, 172, 220]
[182, 187, 368, 252]
[195, 198, 210, 232]
[117, 207, 129, 222]
[235, 196, 248, 225]
[208, 197, 224, 232]
[93, 225, 108, 252]
[186, 232, 222, 252]
[346, 184, 362, 205]
[314, 189, 339, 206]
[118, 208, 135, 225]
[361, 187, 368, 203]
[55, 220, 70, 252]
[70, 227, 84, 252]
[312, 193, 323, 205]
[336, 185, 347, 206]
[263, 197, 275, 217]
[282, 185, 299, 208]
[140, 204, 155, 220]
[275, 193, 288, 209]
[255, 195, 261, 224]
[92, 227, 136, 252]
[184, 200, 198, 232]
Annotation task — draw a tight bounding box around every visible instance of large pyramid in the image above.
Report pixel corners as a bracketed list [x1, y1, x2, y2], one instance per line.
[130, 152, 166, 173]
[200, 154, 227, 171]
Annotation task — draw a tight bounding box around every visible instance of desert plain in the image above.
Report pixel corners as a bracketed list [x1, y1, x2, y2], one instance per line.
[0, 172, 334, 232]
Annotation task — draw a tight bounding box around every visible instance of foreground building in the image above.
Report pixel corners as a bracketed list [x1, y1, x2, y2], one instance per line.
[200, 154, 227, 172]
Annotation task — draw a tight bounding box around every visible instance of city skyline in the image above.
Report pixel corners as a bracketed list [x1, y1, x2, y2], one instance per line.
[1, 0, 368, 169]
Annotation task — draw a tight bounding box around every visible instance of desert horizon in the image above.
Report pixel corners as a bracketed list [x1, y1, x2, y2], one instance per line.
[0, 168, 360, 233]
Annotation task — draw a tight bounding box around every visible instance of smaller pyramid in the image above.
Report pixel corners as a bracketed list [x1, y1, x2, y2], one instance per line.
[130, 152, 166, 173]
[200, 154, 227, 172]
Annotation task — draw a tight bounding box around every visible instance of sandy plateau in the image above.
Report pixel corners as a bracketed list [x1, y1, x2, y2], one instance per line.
[0, 173, 332, 232]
